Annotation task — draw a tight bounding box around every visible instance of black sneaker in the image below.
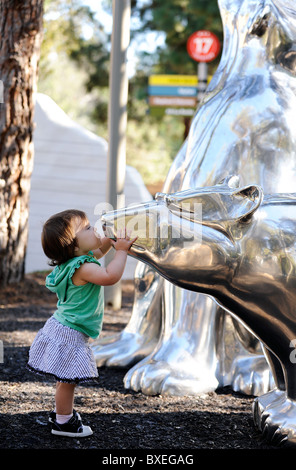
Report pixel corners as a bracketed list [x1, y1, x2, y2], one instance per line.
[51, 412, 92, 437]
[49, 409, 81, 424]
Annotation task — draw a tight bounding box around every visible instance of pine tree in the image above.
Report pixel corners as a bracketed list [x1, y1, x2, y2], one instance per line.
[0, 1, 44, 285]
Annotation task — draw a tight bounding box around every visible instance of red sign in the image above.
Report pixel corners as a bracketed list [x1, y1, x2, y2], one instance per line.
[187, 30, 220, 63]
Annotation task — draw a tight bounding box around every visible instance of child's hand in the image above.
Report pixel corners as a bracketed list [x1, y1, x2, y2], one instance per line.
[111, 229, 138, 252]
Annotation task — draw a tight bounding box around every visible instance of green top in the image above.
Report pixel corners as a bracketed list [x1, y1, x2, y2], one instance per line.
[45, 252, 104, 339]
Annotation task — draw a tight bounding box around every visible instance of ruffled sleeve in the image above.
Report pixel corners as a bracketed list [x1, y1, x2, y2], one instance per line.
[68, 254, 101, 280]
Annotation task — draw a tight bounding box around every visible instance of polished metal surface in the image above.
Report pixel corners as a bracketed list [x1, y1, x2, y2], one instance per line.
[92, 261, 163, 367]
[101, 180, 296, 445]
[91, 0, 296, 445]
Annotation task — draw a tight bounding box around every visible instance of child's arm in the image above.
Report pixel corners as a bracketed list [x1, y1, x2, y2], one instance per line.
[92, 237, 113, 259]
[74, 233, 137, 286]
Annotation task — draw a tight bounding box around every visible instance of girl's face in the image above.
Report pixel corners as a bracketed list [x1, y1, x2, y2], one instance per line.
[74, 217, 102, 255]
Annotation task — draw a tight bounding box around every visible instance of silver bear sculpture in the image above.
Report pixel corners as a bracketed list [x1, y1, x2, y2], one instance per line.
[92, 0, 296, 398]
[101, 179, 296, 446]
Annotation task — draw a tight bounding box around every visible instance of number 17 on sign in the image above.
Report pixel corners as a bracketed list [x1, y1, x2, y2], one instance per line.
[187, 30, 220, 63]
[187, 30, 221, 100]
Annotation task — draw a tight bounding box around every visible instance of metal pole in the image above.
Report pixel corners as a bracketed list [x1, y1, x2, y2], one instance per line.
[105, 0, 131, 308]
[197, 62, 208, 102]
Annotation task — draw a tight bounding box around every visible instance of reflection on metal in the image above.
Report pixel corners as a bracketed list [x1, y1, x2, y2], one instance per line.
[92, 261, 162, 367]
[101, 180, 296, 445]
[91, 0, 296, 446]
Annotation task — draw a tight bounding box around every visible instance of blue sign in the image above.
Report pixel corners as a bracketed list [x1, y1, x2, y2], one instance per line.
[148, 85, 197, 97]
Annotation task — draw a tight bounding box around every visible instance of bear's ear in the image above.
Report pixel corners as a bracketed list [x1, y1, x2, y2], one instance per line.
[232, 185, 263, 222]
[163, 183, 263, 231]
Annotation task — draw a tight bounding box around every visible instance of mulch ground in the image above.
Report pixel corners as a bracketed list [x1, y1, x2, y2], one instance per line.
[0, 273, 285, 461]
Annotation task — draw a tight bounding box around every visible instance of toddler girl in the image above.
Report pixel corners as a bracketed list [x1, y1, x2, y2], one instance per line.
[27, 209, 137, 437]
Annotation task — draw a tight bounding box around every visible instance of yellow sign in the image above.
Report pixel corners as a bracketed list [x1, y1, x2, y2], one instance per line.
[149, 75, 198, 86]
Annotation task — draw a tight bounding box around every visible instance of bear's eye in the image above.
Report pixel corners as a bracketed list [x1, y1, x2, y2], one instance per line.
[250, 13, 269, 37]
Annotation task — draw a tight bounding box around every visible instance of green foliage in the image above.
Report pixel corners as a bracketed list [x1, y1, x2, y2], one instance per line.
[131, 0, 222, 75]
[126, 114, 184, 185]
[39, 0, 109, 127]
[40, 0, 100, 76]
[37, 0, 223, 186]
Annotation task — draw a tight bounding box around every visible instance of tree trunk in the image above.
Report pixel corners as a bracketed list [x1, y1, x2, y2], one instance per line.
[0, 1, 43, 285]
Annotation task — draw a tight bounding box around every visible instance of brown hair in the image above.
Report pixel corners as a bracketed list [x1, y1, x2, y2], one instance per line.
[41, 209, 88, 266]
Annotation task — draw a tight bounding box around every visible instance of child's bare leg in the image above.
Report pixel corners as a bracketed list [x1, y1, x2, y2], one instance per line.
[51, 381, 92, 437]
[55, 382, 75, 415]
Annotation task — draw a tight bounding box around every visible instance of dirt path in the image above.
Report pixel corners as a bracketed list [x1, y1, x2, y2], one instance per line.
[0, 273, 280, 458]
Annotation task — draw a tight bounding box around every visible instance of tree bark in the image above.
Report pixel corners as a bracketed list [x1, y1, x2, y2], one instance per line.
[0, 1, 43, 285]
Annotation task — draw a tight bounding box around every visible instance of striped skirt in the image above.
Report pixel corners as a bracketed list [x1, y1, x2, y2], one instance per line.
[27, 316, 99, 384]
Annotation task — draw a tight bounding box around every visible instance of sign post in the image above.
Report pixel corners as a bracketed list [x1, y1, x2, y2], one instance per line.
[187, 30, 220, 100]
[105, 0, 131, 308]
[148, 75, 198, 117]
